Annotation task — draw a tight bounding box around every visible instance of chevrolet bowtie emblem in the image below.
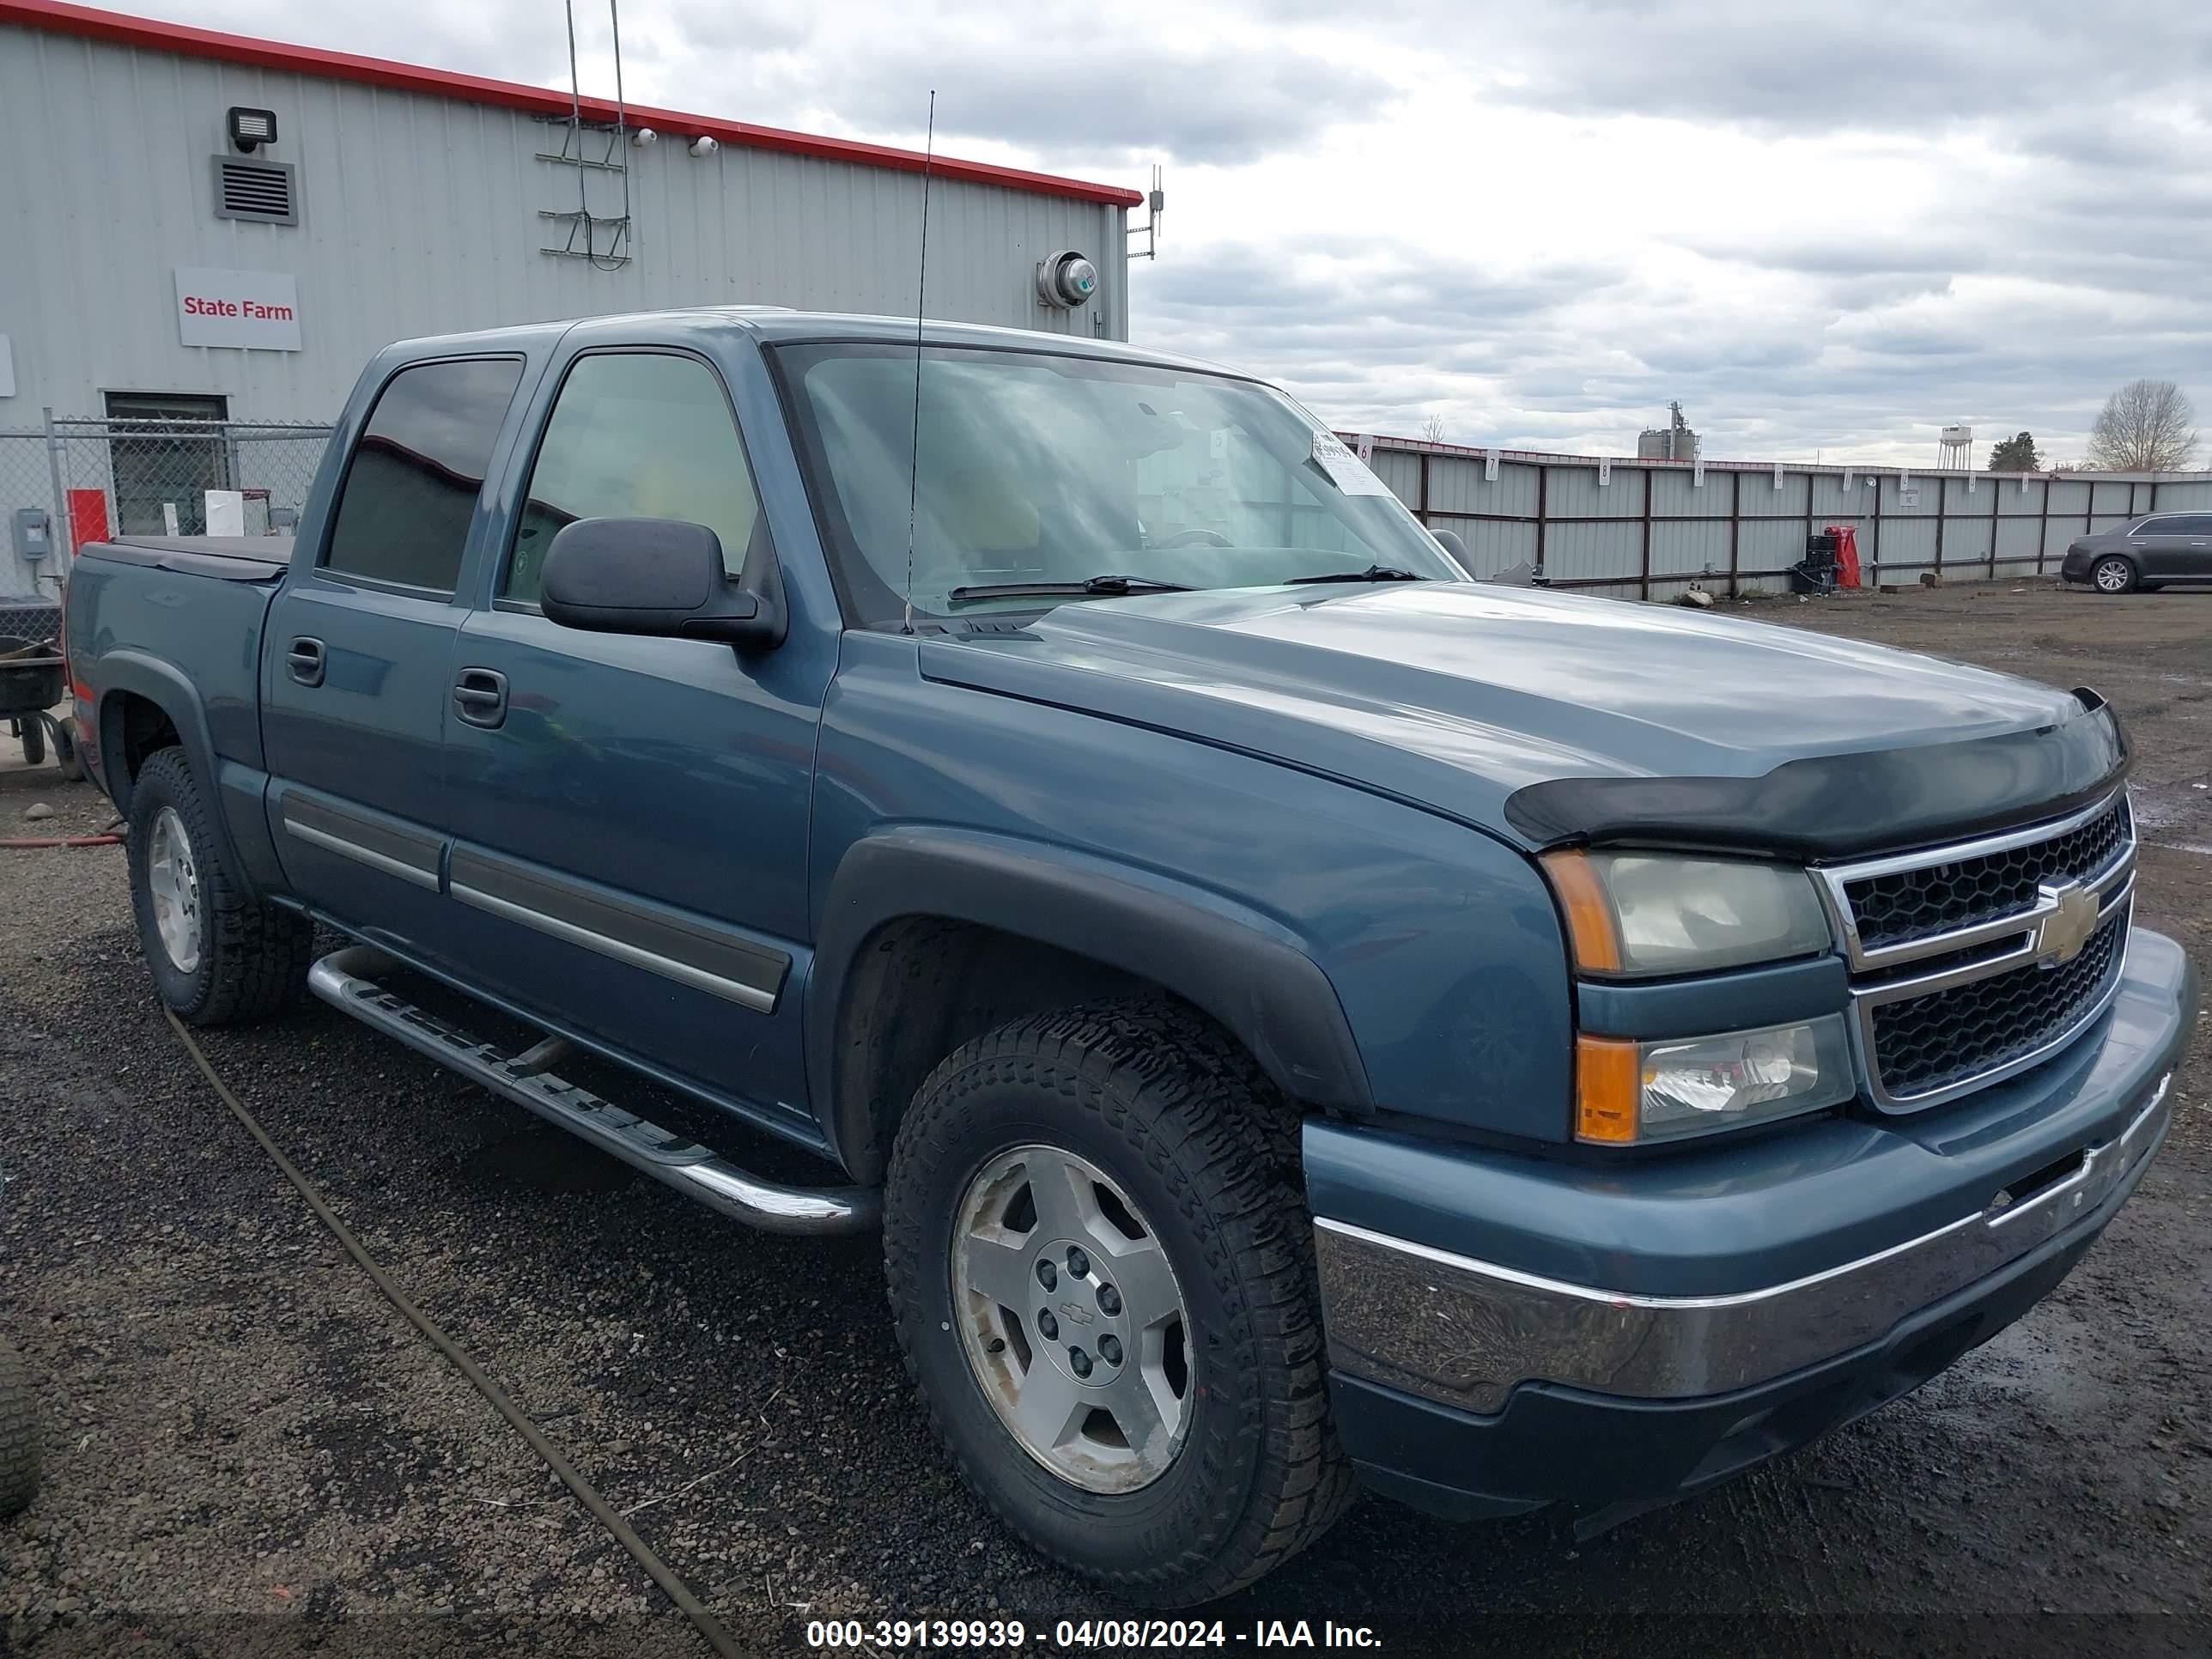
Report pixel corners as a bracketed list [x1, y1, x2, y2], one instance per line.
[2038, 882, 2099, 966]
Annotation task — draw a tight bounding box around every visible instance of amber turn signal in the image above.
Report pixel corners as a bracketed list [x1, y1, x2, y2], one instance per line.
[1575, 1035, 1641, 1144]
[1541, 850, 1622, 973]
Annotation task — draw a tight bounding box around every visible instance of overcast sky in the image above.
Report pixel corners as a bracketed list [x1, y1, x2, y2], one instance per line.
[166, 0, 2212, 465]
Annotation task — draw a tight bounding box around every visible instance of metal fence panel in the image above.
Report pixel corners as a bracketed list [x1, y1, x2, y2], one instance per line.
[1455, 518, 1538, 576]
[1352, 432, 2212, 598]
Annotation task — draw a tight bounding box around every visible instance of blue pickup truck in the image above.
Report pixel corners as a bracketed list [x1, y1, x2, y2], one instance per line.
[65, 309, 2195, 1604]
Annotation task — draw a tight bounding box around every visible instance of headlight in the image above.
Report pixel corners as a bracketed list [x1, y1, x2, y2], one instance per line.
[1576, 1016, 1856, 1144]
[1542, 850, 1832, 976]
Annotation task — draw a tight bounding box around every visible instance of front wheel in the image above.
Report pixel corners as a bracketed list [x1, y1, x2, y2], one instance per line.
[884, 1003, 1352, 1606]
[2092, 555, 2138, 594]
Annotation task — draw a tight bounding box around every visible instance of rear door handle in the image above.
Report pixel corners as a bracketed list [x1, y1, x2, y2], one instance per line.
[286, 636, 325, 688]
[453, 667, 508, 729]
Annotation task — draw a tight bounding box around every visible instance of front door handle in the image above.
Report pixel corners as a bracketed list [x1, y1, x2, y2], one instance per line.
[453, 667, 508, 729]
[286, 636, 325, 688]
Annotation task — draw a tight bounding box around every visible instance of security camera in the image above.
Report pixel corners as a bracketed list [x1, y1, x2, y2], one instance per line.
[630, 126, 659, 147]
[690, 137, 719, 158]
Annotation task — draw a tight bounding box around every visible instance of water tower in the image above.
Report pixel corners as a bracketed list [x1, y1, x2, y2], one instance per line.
[1937, 425, 1972, 469]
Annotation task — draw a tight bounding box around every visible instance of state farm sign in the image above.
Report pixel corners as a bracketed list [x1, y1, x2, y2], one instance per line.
[174, 267, 301, 350]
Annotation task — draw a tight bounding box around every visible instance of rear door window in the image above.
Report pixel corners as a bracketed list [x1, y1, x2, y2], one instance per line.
[322, 356, 526, 592]
[504, 352, 763, 605]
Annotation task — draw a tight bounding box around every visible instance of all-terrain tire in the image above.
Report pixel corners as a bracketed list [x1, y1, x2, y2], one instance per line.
[126, 746, 314, 1025]
[884, 1001, 1355, 1606]
[0, 1335, 39, 1518]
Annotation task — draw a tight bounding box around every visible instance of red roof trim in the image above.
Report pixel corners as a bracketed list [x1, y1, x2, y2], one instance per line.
[0, 0, 1146, 208]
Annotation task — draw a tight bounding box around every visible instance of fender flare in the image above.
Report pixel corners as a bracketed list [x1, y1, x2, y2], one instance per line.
[94, 651, 252, 886]
[809, 828, 1374, 1176]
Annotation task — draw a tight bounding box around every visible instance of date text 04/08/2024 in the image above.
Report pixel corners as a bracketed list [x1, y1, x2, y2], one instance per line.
[803, 1619, 1384, 1649]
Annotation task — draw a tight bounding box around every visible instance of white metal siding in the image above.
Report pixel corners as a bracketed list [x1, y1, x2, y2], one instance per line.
[0, 22, 1128, 422]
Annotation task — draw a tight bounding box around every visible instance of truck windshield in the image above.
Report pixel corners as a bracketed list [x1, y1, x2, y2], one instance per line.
[772, 342, 1465, 628]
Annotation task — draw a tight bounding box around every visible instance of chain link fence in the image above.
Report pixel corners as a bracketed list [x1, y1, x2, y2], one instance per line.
[1, 416, 333, 638]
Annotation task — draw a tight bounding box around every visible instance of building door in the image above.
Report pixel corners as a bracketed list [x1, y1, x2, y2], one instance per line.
[440, 343, 823, 1133]
[102, 392, 230, 535]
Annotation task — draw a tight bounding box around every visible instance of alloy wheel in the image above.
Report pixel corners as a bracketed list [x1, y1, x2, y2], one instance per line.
[147, 806, 204, 975]
[951, 1145, 1192, 1494]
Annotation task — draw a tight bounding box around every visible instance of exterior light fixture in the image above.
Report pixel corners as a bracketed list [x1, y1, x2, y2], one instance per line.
[228, 106, 277, 153]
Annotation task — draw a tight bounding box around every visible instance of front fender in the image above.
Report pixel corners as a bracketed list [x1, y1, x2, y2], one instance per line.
[809, 634, 1580, 1166]
[810, 826, 1374, 1171]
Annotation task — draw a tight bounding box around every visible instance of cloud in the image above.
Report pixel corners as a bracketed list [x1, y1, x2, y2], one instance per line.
[742, 33, 1395, 167]
[176, 0, 1391, 167]
[1449, 0, 2212, 139]
[100, 0, 2212, 463]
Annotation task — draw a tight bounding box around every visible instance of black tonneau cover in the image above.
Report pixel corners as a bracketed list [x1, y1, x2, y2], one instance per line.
[80, 535, 295, 582]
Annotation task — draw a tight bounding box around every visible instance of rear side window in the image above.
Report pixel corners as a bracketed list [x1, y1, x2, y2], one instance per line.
[2174, 515, 2212, 536]
[323, 356, 525, 592]
[505, 352, 762, 604]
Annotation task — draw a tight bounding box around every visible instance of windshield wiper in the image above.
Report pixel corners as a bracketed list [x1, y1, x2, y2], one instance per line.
[1285, 565, 1427, 586]
[945, 574, 1195, 605]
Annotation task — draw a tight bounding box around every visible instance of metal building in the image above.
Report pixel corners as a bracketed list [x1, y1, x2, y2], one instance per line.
[0, 0, 1139, 621]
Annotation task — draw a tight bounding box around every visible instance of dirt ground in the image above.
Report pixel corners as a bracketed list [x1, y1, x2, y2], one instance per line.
[1, 580, 2208, 1657]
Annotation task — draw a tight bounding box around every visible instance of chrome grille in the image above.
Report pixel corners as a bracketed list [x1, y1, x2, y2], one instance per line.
[1844, 794, 2131, 953]
[1818, 788, 2136, 1110]
[1867, 908, 2128, 1098]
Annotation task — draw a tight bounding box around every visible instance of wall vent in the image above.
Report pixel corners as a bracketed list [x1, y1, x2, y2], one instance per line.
[211, 155, 297, 224]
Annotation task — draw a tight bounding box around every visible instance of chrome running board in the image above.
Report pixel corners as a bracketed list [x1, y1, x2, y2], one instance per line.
[307, 945, 878, 1236]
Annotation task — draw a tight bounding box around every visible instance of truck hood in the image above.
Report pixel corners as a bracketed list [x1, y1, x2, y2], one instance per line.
[918, 582, 2125, 858]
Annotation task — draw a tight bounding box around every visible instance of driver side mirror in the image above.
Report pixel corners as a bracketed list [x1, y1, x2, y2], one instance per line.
[541, 518, 785, 653]
[1431, 527, 1473, 572]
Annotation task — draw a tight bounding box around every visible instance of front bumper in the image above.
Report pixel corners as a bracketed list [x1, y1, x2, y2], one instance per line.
[2060, 547, 2094, 583]
[1308, 926, 2194, 1519]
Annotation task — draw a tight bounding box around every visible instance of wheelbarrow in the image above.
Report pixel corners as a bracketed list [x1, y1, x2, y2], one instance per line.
[0, 635, 82, 781]
[0, 1169, 36, 1517]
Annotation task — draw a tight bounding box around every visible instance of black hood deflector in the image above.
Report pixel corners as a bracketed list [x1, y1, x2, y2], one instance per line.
[1504, 695, 2127, 861]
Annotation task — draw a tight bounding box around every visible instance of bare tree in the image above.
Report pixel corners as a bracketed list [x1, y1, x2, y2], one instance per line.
[2087, 379, 2200, 471]
[1419, 410, 1448, 444]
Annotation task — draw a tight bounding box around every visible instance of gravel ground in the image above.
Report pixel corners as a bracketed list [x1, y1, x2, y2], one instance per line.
[2, 583, 2209, 1657]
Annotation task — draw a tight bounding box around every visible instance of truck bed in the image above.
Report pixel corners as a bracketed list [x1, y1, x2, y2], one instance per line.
[79, 536, 295, 582]
[65, 536, 294, 770]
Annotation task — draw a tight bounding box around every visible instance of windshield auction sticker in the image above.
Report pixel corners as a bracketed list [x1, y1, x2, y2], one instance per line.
[1310, 433, 1394, 496]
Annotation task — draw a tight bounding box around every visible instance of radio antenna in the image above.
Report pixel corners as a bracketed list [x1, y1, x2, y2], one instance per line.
[902, 90, 936, 636]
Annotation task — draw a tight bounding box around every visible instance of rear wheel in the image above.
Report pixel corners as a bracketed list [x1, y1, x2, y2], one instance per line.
[0, 1335, 38, 1518]
[2092, 555, 2138, 594]
[884, 1002, 1352, 1605]
[17, 716, 43, 767]
[126, 747, 314, 1024]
